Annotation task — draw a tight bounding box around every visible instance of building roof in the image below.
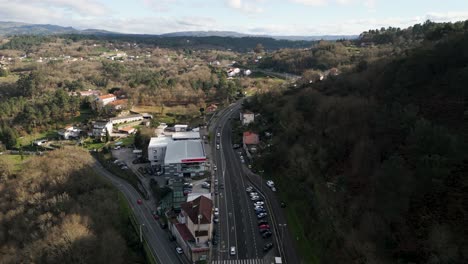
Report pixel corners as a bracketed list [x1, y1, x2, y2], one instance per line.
[119, 126, 135, 133]
[242, 110, 254, 115]
[99, 94, 116, 100]
[172, 131, 201, 140]
[110, 114, 143, 122]
[243, 131, 259, 145]
[180, 195, 213, 225]
[175, 223, 195, 241]
[164, 140, 206, 164]
[148, 136, 172, 148]
[108, 99, 128, 106]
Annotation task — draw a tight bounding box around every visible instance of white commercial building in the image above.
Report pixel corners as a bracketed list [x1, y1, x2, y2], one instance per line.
[147, 131, 206, 178]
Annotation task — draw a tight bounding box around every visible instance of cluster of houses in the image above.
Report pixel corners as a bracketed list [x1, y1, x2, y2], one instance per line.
[227, 67, 252, 78]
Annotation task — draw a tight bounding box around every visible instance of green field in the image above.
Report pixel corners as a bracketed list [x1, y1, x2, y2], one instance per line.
[0, 154, 30, 172]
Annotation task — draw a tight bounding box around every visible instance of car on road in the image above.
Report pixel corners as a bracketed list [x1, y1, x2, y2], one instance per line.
[251, 196, 260, 201]
[202, 182, 210, 188]
[217, 132, 221, 137]
[233, 144, 240, 149]
[257, 212, 268, 219]
[219, 184, 224, 189]
[214, 208, 219, 216]
[259, 228, 270, 234]
[254, 201, 264, 206]
[280, 201, 287, 208]
[230, 246, 236, 256]
[213, 165, 217, 171]
[266, 180, 275, 187]
[259, 224, 270, 230]
[137, 199, 142, 205]
[249, 192, 259, 197]
[114, 145, 121, 150]
[213, 217, 219, 223]
[263, 243, 274, 252]
[262, 231, 272, 238]
[254, 205, 264, 210]
[258, 220, 268, 226]
[246, 186, 253, 192]
[152, 211, 160, 220]
[216, 144, 220, 150]
[176, 247, 183, 254]
[271, 187, 277, 192]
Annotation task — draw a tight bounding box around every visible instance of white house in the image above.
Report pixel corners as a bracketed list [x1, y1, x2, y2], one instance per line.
[58, 125, 82, 139]
[92, 120, 113, 138]
[240, 111, 255, 125]
[94, 94, 116, 110]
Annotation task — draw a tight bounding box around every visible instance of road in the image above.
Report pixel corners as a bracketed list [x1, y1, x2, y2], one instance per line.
[92, 158, 190, 264]
[209, 103, 278, 263]
[209, 101, 301, 264]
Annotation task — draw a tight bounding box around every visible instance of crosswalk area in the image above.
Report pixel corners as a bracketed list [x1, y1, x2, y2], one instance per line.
[212, 259, 266, 264]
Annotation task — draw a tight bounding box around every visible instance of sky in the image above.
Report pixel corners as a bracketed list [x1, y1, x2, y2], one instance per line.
[1, 0, 468, 36]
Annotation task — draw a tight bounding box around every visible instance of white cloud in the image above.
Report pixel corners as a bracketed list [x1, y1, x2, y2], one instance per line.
[290, 0, 326, 6]
[225, 0, 264, 14]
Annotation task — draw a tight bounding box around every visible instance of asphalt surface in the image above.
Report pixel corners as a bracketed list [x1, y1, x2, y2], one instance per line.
[92, 158, 190, 264]
[210, 103, 278, 263]
[209, 101, 301, 264]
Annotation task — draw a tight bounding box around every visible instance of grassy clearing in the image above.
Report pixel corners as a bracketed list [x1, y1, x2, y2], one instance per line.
[16, 130, 58, 148]
[0, 154, 29, 172]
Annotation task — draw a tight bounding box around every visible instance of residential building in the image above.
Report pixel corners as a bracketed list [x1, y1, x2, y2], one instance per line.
[107, 99, 128, 111]
[92, 120, 113, 138]
[118, 126, 136, 134]
[93, 94, 116, 110]
[240, 111, 255, 125]
[170, 195, 213, 262]
[58, 125, 82, 139]
[110, 114, 143, 125]
[243, 131, 259, 145]
[174, 124, 188, 132]
[206, 104, 218, 112]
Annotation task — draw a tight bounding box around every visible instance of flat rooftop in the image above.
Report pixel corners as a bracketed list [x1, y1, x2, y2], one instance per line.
[148, 136, 172, 147]
[165, 140, 206, 164]
[172, 131, 201, 140]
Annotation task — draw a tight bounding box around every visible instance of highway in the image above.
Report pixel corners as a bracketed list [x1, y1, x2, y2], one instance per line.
[210, 102, 280, 263]
[92, 158, 190, 264]
[209, 101, 301, 264]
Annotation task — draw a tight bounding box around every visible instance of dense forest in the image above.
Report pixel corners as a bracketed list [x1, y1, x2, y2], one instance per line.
[246, 22, 468, 263]
[1, 34, 314, 52]
[259, 20, 468, 75]
[0, 147, 146, 263]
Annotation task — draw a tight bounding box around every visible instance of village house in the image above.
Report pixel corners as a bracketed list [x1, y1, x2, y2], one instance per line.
[58, 125, 82, 139]
[206, 104, 218, 112]
[91, 120, 113, 138]
[170, 195, 213, 262]
[243, 131, 259, 145]
[240, 111, 255, 125]
[93, 94, 116, 110]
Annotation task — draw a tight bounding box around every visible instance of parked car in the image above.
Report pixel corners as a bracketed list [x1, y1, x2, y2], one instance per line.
[246, 186, 253, 192]
[202, 182, 210, 189]
[254, 201, 264, 206]
[266, 180, 275, 187]
[258, 220, 268, 226]
[250, 192, 259, 197]
[213, 165, 217, 171]
[259, 228, 270, 234]
[259, 224, 270, 230]
[271, 187, 277, 192]
[213, 217, 219, 223]
[263, 243, 274, 252]
[217, 132, 221, 137]
[251, 196, 260, 201]
[216, 144, 220, 150]
[176, 247, 183, 254]
[280, 201, 287, 208]
[137, 199, 142, 205]
[230, 246, 236, 255]
[114, 145, 121, 150]
[262, 231, 272, 238]
[257, 213, 267, 219]
[214, 208, 219, 216]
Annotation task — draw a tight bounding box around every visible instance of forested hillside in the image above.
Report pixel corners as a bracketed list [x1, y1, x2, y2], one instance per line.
[247, 22, 468, 263]
[0, 147, 146, 263]
[259, 20, 468, 75]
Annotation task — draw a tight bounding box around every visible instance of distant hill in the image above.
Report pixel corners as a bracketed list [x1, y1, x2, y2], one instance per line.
[0, 21, 356, 40]
[161, 30, 357, 41]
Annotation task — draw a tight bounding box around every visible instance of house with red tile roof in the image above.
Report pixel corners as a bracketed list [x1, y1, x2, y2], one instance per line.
[170, 195, 213, 262]
[92, 93, 116, 110]
[243, 131, 259, 145]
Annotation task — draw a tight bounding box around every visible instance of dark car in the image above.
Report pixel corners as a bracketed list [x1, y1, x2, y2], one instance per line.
[258, 220, 268, 226]
[280, 201, 287, 208]
[259, 228, 270, 234]
[137, 199, 142, 205]
[263, 242, 274, 252]
[262, 231, 272, 238]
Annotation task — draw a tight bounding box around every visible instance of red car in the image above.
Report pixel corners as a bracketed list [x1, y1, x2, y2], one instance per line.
[259, 224, 270, 230]
[137, 199, 142, 205]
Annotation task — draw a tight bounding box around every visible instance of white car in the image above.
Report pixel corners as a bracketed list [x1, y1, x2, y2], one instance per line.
[266, 180, 275, 188]
[251, 196, 260, 201]
[254, 201, 264, 206]
[176, 247, 183, 254]
[250, 192, 259, 197]
[214, 165, 217, 171]
[217, 132, 221, 137]
[216, 144, 220, 150]
[230, 246, 236, 256]
[254, 206, 264, 210]
[214, 208, 219, 216]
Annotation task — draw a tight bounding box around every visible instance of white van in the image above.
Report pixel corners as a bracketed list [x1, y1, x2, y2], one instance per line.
[230, 246, 236, 255]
